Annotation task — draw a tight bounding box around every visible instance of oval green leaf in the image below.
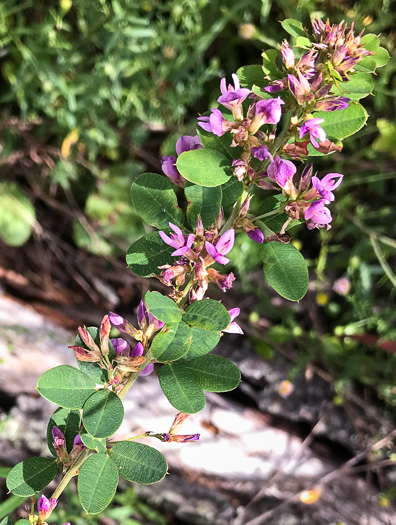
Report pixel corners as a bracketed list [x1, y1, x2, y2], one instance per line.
[221, 177, 244, 209]
[280, 18, 307, 38]
[183, 299, 230, 332]
[145, 291, 182, 324]
[313, 103, 368, 140]
[183, 327, 221, 359]
[177, 149, 231, 187]
[126, 231, 174, 277]
[332, 73, 374, 100]
[15, 521, 31, 525]
[183, 354, 241, 392]
[47, 407, 81, 455]
[185, 185, 222, 229]
[261, 242, 308, 301]
[78, 453, 119, 514]
[151, 321, 192, 362]
[197, 127, 237, 160]
[80, 431, 107, 453]
[83, 389, 124, 438]
[110, 441, 168, 484]
[37, 365, 96, 409]
[158, 363, 205, 414]
[130, 173, 183, 229]
[6, 457, 57, 497]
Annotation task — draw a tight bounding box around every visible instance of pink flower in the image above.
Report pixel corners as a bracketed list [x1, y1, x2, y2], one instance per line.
[299, 118, 326, 148]
[305, 199, 332, 226]
[248, 97, 284, 134]
[37, 495, 57, 520]
[205, 229, 235, 265]
[267, 155, 298, 199]
[217, 73, 251, 120]
[159, 223, 195, 257]
[312, 172, 343, 202]
[223, 308, 244, 334]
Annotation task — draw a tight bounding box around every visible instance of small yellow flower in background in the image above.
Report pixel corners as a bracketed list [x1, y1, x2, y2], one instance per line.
[316, 292, 328, 306]
[239, 23, 256, 40]
[362, 15, 373, 26]
[378, 493, 390, 508]
[299, 487, 321, 505]
[61, 128, 79, 159]
[60, 0, 72, 11]
[277, 380, 294, 398]
[292, 239, 302, 251]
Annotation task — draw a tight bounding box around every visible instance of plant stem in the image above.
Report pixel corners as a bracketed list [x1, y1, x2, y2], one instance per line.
[219, 188, 249, 235]
[51, 449, 90, 500]
[252, 208, 282, 223]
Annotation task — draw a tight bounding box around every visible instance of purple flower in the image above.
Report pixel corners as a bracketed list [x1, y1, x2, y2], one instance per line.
[159, 223, 195, 257]
[176, 135, 202, 155]
[111, 337, 129, 356]
[217, 73, 251, 119]
[38, 495, 57, 519]
[312, 172, 343, 202]
[170, 433, 200, 442]
[251, 145, 270, 161]
[248, 97, 284, 134]
[281, 40, 295, 69]
[223, 308, 243, 334]
[264, 79, 287, 93]
[197, 108, 227, 136]
[314, 96, 350, 111]
[267, 155, 297, 199]
[305, 199, 332, 225]
[247, 226, 264, 243]
[73, 433, 85, 449]
[130, 342, 153, 376]
[288, 72, 312, 104]
[205, 229, 235, 265]
[108, 312, 141, 339]
[52, 426, 65, 449]
[299, 118, 326, 148]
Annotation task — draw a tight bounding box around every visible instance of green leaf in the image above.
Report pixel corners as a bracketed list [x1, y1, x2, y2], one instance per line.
[314, 103, 368, 140]
[145, 291, 182, 324]
[0, 183, 36, 247]
[158, 363, 205, 413]
[184, 355, 241, 392]
[130, 173, 183, 229]
[0, 467, 11, 478]
[0, 518, 14, 525]
[80, 431, 107, 453]
[261, 242, 308, 301]
[110, 442, 168, 484]
[0, 495, 27, 521]
[126, 231, 174, 277]
[354, 57, 377, 74]
[183, 328, 221, 359]
[295, 36, 312, 48]
[332, 73, 374, 100]
[360, 33, 379, 52]
[372, 46, 389, 68]
[78, 453, 119, 514]
[14, 521, 31, 525]
[83, 389, 124, 438]
[280, 19, 307, 38]
[185, 185, 222, 229]
[197, 128, 240, 161]
[6, 458, 57, 497]
[257, 195, 301, 233]
[183, 300, 230, 331]
[221, 177, 244, 209]
[261, 49, 280, 77]
[47, 407, 81, 455]
[151, 321, 192, 362]
[37, 365, 96, 409]
[177, 149, 231, 187]
[236, 65, 267, 88]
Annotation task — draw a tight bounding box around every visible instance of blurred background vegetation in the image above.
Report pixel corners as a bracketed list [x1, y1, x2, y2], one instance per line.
[0, 0, 396, 520]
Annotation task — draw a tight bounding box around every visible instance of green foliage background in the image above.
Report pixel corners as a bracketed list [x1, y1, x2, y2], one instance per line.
[1, 1, 396, 516]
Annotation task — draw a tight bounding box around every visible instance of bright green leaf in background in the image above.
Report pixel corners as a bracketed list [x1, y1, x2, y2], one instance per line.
[78, 453, 119, 514]
[150, 321, 192, 362]
[280, 18, 307, 38]
[158, 363, 206, 414]
[185, 185, 222, 229]
[183, 300, 230, 331]
[0, 183, 36, 247]
[47, 407, 81, 456]
[6, 458, 57, 497]
[261, 242, 308, 301]
[37, 366, 97, 409]
[83, 389, 124, 438]
[126, 231, 174, 277]
[145, 291, 182, 324]
[130, 173, 183, 229]
[110, 442, 168, 484]
[177, 149, 231, 187]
